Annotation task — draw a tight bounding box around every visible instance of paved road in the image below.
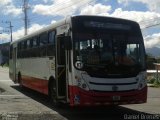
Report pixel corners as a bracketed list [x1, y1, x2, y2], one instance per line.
[0, 67, 160, 120]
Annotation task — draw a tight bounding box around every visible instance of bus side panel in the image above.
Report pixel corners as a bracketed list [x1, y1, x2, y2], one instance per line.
[18, 57, 55, 95]
[21, 75, 49, 95]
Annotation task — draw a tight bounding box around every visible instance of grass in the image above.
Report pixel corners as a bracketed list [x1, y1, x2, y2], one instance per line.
[147, 75, 160, 88]
[0, 63, 9, 68]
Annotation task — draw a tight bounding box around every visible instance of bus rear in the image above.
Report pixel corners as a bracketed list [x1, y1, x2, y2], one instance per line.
[69, 16, 147, 106]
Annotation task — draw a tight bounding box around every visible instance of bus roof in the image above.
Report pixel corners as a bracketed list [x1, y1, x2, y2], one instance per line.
[11, 15, 139, 45]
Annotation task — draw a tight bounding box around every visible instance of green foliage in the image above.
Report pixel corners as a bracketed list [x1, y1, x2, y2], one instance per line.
[153, 79, 160, 87]
[147, 75, 160, 87]
[148, 77, 156, 84]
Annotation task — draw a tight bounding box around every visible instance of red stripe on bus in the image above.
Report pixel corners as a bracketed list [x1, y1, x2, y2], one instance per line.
[21, 75, 48, 95]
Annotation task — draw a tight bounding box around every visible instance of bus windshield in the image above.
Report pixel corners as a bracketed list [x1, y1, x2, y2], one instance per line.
[73, 32, 146, 77]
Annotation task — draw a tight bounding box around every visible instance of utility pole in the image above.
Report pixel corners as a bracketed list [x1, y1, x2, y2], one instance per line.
[2, 21, 13, 42]
[22, 0, 29, 35]
[8, 21, 13, 42]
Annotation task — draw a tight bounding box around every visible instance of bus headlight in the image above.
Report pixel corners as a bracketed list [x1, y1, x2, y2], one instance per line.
[138, 82, 143, 90]
[138, 73, 147, 90]
[75, 76, 89, 90]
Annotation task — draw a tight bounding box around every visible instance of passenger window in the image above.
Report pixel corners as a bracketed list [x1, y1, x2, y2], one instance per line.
[40, 32, 48, 46]
[30, 39, 33, 48]
[18, 43, 21, 50]
[33, 37, 38, 47]
[24, 41, 27, 49]
[27, 40, 30, 49]
[48, 31, 55, 44]
[21, 42, 24, 50]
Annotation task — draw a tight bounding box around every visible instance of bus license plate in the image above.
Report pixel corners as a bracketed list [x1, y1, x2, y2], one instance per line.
[112, 96, 120, 101]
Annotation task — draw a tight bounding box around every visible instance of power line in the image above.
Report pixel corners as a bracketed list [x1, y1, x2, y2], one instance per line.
[28, 0, 95, 24]
[142, 23, 160, 30]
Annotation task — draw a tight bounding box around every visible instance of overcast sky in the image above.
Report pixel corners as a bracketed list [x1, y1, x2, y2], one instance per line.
[0, 0, 160, 48]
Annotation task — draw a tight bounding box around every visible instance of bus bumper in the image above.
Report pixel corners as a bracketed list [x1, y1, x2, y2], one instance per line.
[69, 86, 147, 106]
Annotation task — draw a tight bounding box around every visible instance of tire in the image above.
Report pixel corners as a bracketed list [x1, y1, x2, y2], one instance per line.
[18, 73, 24, 90]
[18, 73, 22, 85]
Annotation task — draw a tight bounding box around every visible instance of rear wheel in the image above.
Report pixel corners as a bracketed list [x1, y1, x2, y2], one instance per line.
[18, 73, 22, 86]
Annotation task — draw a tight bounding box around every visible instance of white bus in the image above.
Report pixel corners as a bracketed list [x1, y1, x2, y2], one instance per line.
[9, 15, 147, 106]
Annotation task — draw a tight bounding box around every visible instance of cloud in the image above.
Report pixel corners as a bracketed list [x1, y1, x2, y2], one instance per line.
[79, 4, 160, 29]
[0, 33, 10, 42]
[80, 3, 111, 15]
[0, 27, 3, 31]
[3, 5, 22, 16]
[144, 33, 160, 48]
[0, 0, 22, 16]
[43, 0, 49, 3]
[109, 8, 160, 28]
[118, 0, 160, 12]
[51, 20, 56, 24]
[0, 0, 12, 5]
[32, 0, 94, 16]
[12, 24, 47, 41]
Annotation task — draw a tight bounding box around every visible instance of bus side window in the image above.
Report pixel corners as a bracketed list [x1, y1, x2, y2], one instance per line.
[40, 32, 48, 46]
[27, 40, 30, 49]
[24, 41, 27, 58]
[48, 31, 55, 44]
[47, 30, 55, 56]
[17, 43, 21, 58]
[32, 37, 38, 57]
[21, 41, 25, 58]
[33, 37, 38, 47]
[30, 39, 33, 48]
[19, 42, 22, 58]
[39, 32, 48, 57]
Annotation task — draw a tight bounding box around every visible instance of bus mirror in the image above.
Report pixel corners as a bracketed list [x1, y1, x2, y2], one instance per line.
[64, 36, 72, 50]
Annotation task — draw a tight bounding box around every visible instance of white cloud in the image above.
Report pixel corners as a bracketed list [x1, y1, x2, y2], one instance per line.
[144, 33, 160, 48]
[32, 0, 94, 16]
[0, 0, 22, 16]
[0, 33, 10, 41]
[4, 5, 22, 16]
[79, 4, 160, 29]
[0, 0, 12, 5]
[51, 20, 56, 24]
[0, 27, 3, 31]
[80, 3, 111, 15]
[118, 0, 160, 12]
[12, 24, 47, 41]
[43, 0, 49, 3]
[109, 8, 160, 28]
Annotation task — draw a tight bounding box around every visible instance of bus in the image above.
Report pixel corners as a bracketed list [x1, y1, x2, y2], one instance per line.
[9, 15, 147, 106]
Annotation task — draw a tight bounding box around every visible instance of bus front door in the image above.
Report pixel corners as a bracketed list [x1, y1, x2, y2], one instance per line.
[56, 35, 66, 99]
